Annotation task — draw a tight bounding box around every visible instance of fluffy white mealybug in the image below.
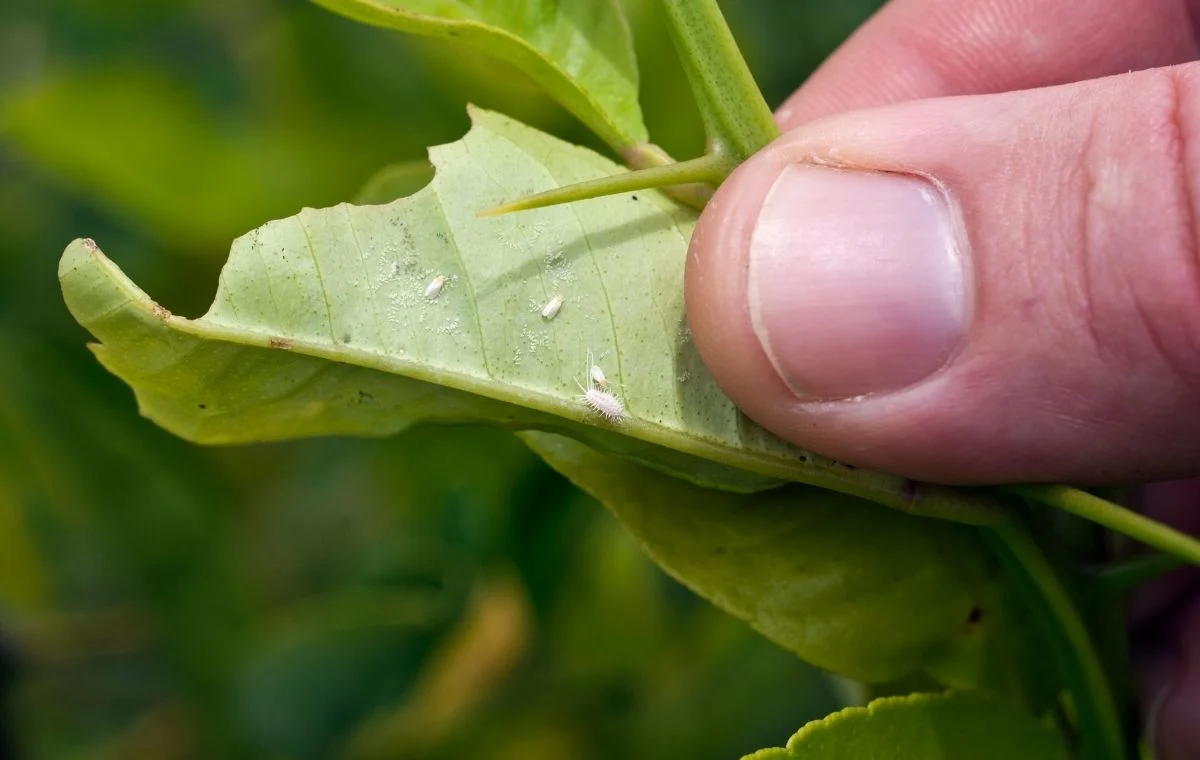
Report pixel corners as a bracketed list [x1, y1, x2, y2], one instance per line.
[541, 294, 564, 320]
[424, 275, 446, 300]
[577, 351, 624, 422]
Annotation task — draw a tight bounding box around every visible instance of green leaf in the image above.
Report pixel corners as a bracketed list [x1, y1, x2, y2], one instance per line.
[521, 431, 1050, 694]
[59, 107, 1001, 521]
[745, 692, 1068, 760]
[2, 66, 416, 250]
[310, 0, 648, 150]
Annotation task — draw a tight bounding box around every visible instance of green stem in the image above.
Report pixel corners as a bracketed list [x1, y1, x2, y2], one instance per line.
[621, 143, 716, 208]
[980, 520, 1127, 760]
[659, 0, 780, 162]
[1090, 553, 1186, 598]
[1006, 485, 1200, 567]
[484, 0, 780, 215]
[478, 153, 725, 217]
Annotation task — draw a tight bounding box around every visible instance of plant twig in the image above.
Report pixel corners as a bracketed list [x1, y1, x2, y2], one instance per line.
[659, 0, 779, 163]
[1005, 485, 1200, 568]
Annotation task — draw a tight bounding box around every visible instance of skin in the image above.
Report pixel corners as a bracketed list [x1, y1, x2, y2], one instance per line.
[684, 0, 1200, 756]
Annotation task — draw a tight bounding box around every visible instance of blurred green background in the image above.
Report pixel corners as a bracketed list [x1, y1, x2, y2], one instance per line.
[0, 1, 885, 757]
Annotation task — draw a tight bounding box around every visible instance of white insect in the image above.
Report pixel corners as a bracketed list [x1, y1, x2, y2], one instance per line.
[541, 294, 564, 320]
[588, 363, 608, 389]
[577, 351, 624, 422]
[424, 275, 446, 300]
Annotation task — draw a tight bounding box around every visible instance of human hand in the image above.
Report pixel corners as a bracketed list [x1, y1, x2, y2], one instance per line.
[685, 0, 1200, 755]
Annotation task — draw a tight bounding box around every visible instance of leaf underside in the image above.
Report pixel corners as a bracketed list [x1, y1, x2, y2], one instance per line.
[59, 107, 1002, 517]
[522, 431, 1054, 694]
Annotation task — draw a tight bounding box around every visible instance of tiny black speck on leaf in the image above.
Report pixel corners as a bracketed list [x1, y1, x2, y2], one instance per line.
[198, 403, 207, 409]
[631, 194, 638, 201]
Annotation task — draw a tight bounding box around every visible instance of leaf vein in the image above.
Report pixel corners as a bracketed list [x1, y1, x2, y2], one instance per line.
[429, 175, 490, 376]
[250, 227, 283, 324]
[342, 204, 386, 350]
[296, 214, 338, 343]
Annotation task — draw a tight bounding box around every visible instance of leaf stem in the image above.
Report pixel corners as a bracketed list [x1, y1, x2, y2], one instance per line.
[979, 520, 1127, 760]
[659, 0, 780, 163]
[477, 153, 725, 217]
[621, 143, 716, 208]
[1005, 485, 1200, 567]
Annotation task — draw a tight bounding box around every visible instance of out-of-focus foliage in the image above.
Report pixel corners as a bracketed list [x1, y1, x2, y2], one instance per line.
[0, 0, 882, 757]
[745, 692, 1069, 760]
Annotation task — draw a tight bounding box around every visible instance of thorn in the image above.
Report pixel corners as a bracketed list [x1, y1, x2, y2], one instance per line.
[477, 155, 723, 218]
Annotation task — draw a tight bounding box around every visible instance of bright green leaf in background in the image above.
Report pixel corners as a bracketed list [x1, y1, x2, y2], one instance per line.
[311, 0, 648, 150]
[0, 3, 581, 259]
[745, 692, 1069, 760]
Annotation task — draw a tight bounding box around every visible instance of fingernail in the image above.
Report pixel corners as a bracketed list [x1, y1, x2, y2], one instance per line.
[748, 165, 970, 399]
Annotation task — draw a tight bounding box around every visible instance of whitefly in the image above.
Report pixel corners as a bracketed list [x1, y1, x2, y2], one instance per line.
[424, 274, 446, 300]
[541, 294, 564, 320]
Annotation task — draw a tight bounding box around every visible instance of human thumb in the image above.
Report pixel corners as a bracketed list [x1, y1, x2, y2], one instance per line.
[686, 64, 1200, 486]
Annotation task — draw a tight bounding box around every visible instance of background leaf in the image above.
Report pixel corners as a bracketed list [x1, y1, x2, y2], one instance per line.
[310, 0, 648, 150]
[522, 431, 1052, 698]
[745, 691, 1068, 760]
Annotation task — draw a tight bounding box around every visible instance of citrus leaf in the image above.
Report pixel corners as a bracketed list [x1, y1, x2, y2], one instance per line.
[59, 107, 1001, 517]
[744, 692, 1068, 760]
[521, 431, 1052, 694]
[311, 0, 647, 149]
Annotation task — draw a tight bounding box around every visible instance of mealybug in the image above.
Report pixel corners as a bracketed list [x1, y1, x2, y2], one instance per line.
[541, 294, 564, 320]
[424, 275, 446, 300]
[577, 351, 624, 422]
